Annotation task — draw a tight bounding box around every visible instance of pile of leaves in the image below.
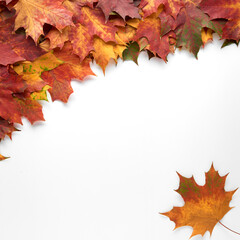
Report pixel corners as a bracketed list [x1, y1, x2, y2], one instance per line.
[0, 0, 240, 159]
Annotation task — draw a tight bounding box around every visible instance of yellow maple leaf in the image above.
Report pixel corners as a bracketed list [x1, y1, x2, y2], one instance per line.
[92, 37, 118, 74]
[13, 52, 64, 92]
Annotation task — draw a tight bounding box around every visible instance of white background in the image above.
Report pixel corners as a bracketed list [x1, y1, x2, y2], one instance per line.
[1, 37, 240, 240]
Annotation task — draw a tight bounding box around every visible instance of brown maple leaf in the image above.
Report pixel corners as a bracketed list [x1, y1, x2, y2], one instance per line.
[161, 164, 237, 238]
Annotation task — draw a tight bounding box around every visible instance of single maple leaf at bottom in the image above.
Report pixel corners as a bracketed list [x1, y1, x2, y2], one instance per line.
[161, 164, 237, 238]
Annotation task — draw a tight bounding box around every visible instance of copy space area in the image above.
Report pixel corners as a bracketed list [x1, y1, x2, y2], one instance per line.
[1, 40, 240, 240]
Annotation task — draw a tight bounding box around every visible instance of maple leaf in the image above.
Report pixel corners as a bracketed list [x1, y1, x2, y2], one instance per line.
[116, 25, 137, 45]
[79, 6, 117, 42]
[46, 26, 70, 50]
[97, 0, 140, 20]
[69, 23, 94, 62]
[14, 92, 45, 124]
[200, 0, 240, 41]
[133, 8, 175, 61]
[122, 41, 140, 63]
[13, 52, 64, 92]
[92, 37, 118, 74]
[159, 10, 176, 36]
[162, 164, 237, 238]
[14, 0, 73, 43]
[0, 19, 45, 62]
[41, 42, 95, 102]
[175, 1, 224, 57]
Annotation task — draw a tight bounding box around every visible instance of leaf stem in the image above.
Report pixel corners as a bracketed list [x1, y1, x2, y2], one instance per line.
[219, 221, 240, 236]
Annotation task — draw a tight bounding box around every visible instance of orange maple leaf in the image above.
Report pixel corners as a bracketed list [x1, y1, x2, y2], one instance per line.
[161, 164, 238, 238]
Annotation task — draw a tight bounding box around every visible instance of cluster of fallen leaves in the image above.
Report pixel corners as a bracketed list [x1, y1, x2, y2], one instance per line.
[0, 0, 240, 159]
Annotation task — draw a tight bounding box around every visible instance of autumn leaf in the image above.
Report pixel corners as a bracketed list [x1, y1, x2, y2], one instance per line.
[46, 26, 70, 50]
[116, 25, 137, 45]
[200, 0, 240, 41]
[133, 8, 174, 61]
[0, 18, 45, 61]
[161, 164, 237, 238]
[13, 52, 64, 92]
[41, 42, 95, 102]
[79, 6, 117, 42]
[122, 41, 140, 64]
[92, 37, 117, 74]
[175, 1, 224, 57]
[97, 0, 140, 20]
[14, 92, 45, 124]
[69, 23, 94, 62]
[14, 0, 73, 42]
